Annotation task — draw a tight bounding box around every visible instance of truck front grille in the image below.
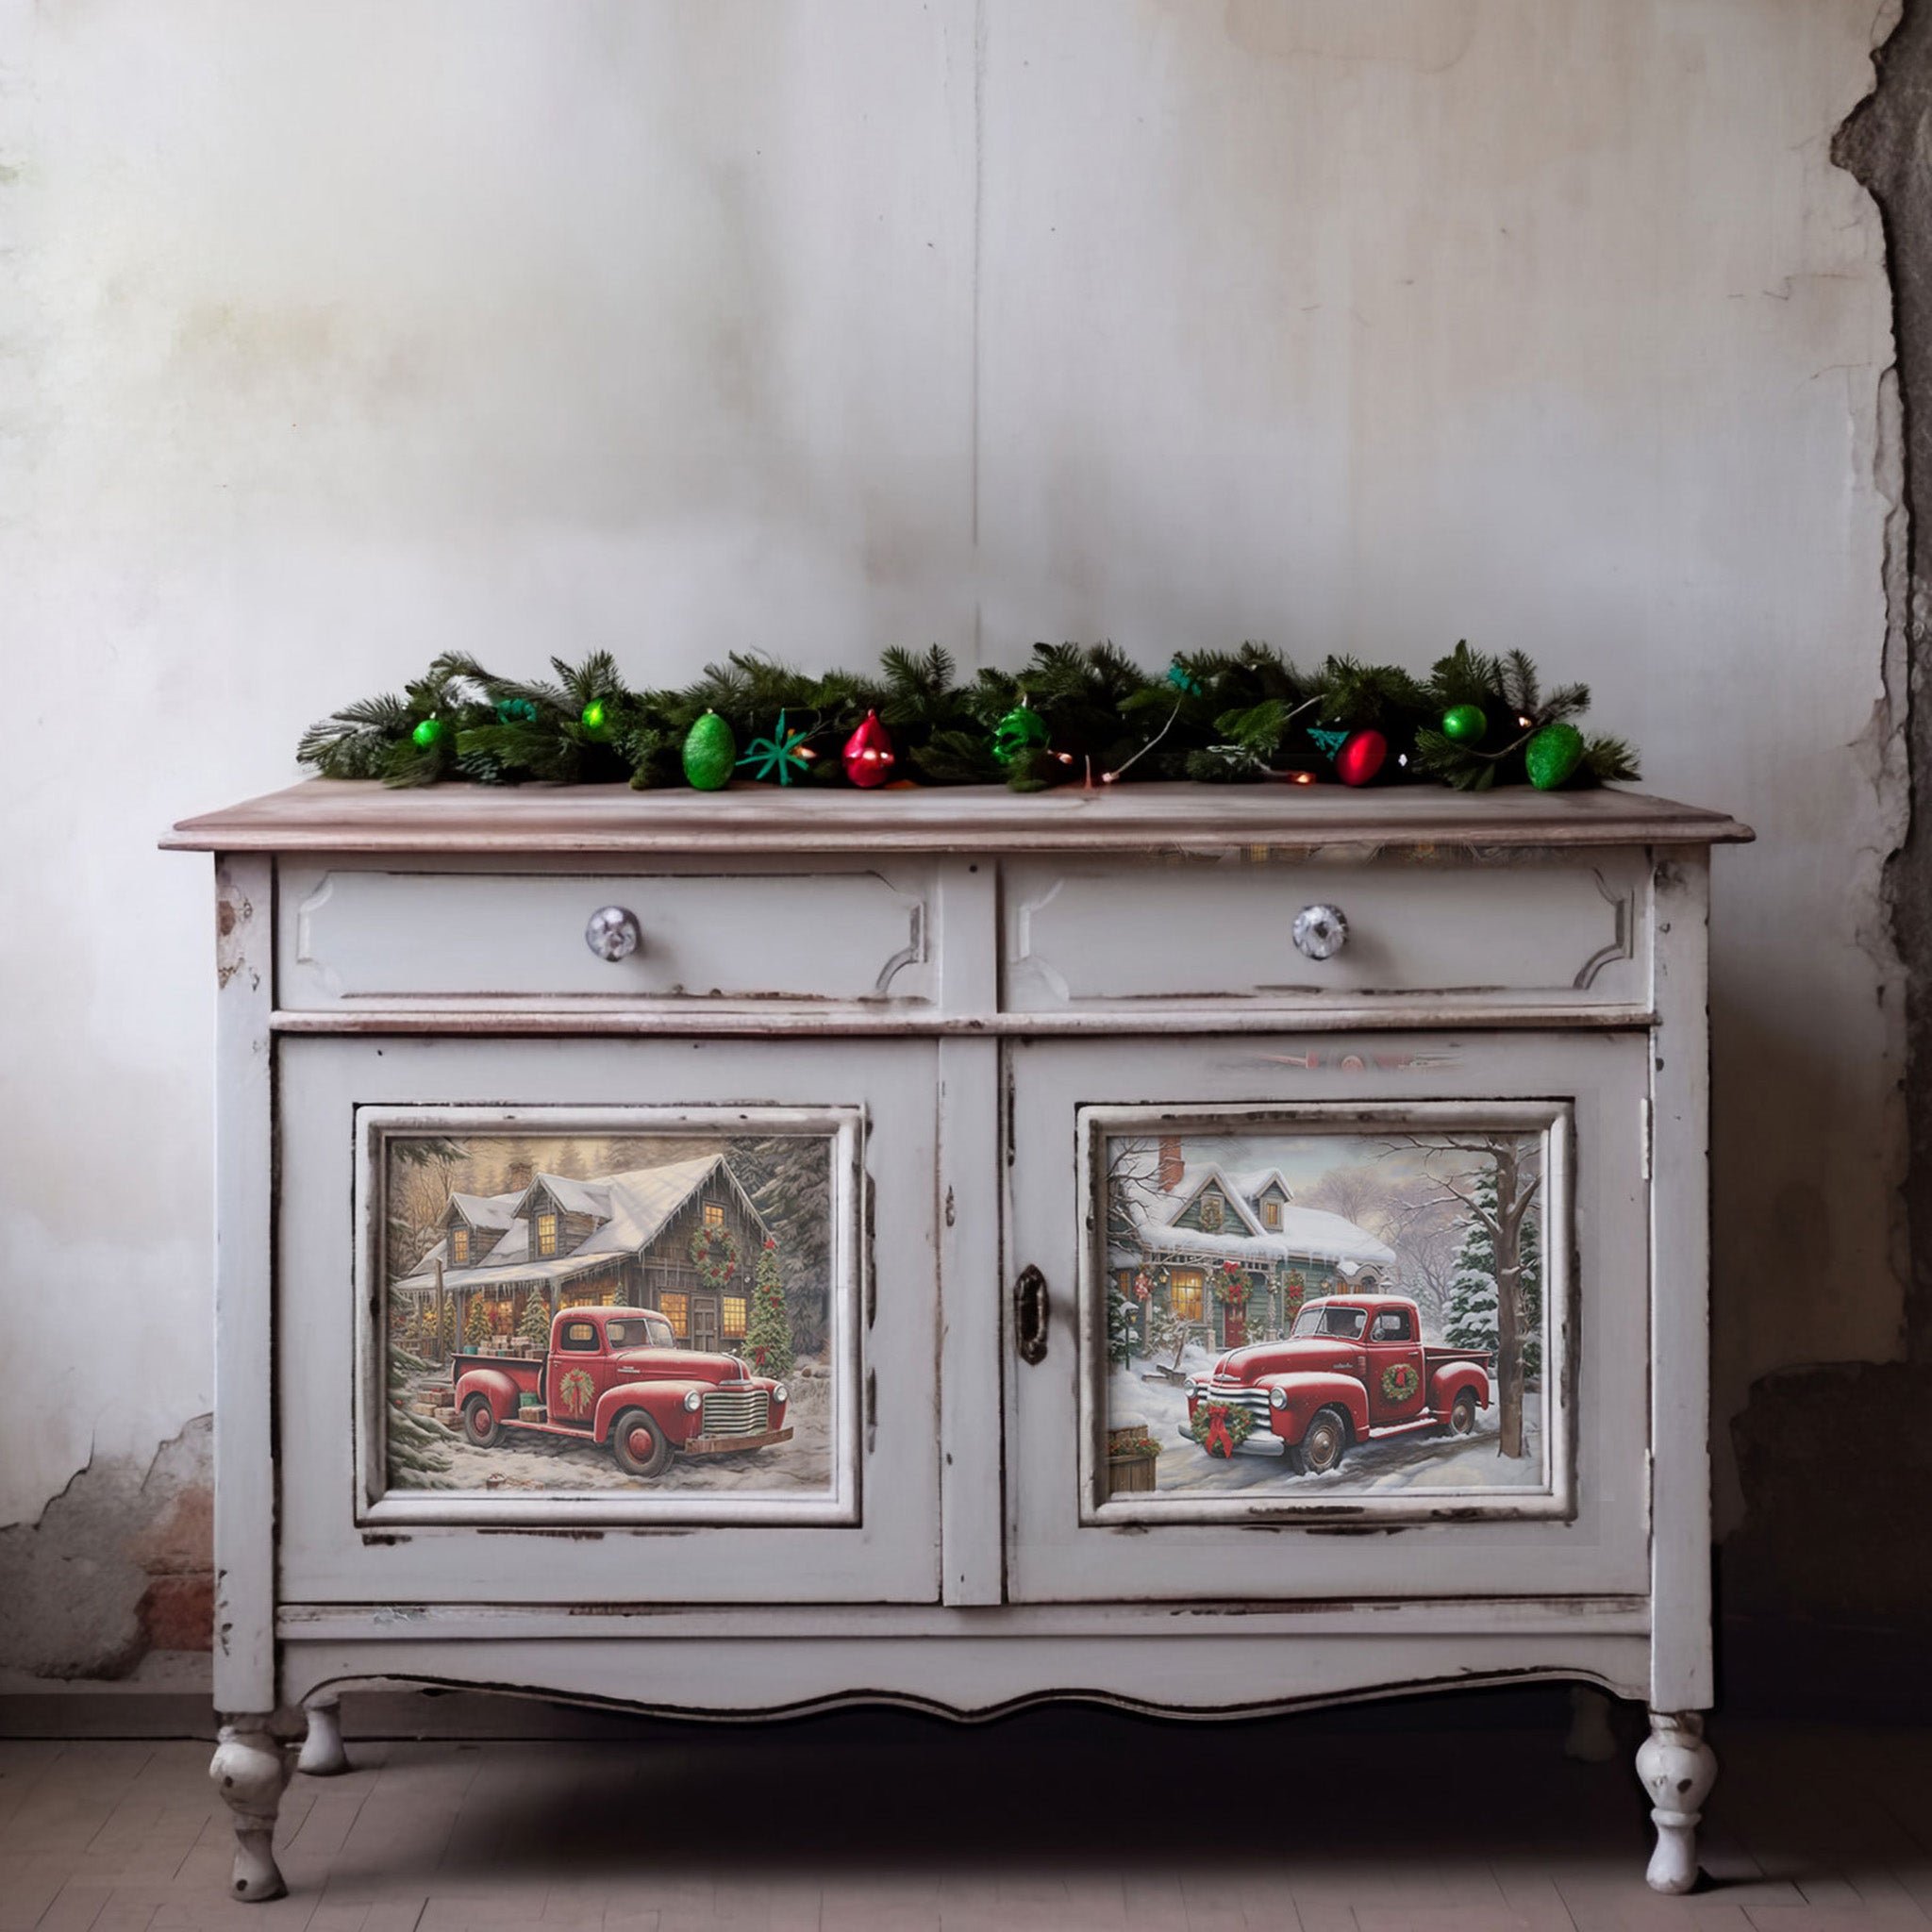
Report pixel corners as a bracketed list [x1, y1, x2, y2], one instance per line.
[1197, 1379, 1274, 1428]
[699, 1389, 771, 1437]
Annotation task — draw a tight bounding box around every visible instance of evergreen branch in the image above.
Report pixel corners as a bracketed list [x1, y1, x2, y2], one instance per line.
[293, 639, 1637, 795]
[1582, 733, 1641, 783]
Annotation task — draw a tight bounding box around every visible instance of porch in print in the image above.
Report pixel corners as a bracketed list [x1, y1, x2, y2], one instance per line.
[382, 1131, 836, 1497]
[1103, 1128, 1547, 1501]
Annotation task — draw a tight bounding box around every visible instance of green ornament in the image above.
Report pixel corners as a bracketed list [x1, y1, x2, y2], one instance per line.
[410, 717, 447, 749]
[737, 709, 815, 785]
[682, 709, 737, 791]
[1166, 659, 1204, 698]
[1525, 721, 1586, 791]
[1307, 726, 1349, 760]
[1441, 703, 1486, 743]
[581, 699, 612, 741]
[495, 697, 539, 725]
[991, 705, 1051, 765]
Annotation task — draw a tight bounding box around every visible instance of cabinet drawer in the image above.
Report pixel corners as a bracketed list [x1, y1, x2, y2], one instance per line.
[279, 861, 931, 1009]
[1002, 853, 1647, 1013]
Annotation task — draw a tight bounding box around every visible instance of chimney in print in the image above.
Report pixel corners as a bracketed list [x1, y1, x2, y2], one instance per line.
[1158, 1136, 1184, 1192]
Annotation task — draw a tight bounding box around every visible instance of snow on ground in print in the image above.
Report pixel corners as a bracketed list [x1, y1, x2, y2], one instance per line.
[395, 1362, 834, 1495]
[1110, 1348, 1546, 1497]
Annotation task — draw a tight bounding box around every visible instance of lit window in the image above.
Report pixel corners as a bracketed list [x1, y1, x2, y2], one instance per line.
[1168, 1271, 1205, 1322]
[536, 1212, 558, 1257]
[1263, 1201, 1280, 1229]
[659, 1291, 690, 1338]
[450, 1228, 470, 1264]
[722, 1296, 747, 1339]
[703, 1202, 725, 1229]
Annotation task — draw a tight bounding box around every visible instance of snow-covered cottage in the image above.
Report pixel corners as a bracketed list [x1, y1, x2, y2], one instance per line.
[1109, 1138, 1396, 1349]
[394, 1155, 770, 1354]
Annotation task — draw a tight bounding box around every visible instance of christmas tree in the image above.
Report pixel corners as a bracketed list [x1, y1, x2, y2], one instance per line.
[1444, 1167, 1543, 1378]
[387, 1345, 459, 1488]
[1147, 1288, 1185, 1365]
[1444, 1168, 1503, 1353]
[744, 1238, 794, 1379]
[741, 1139, 832, 1357]
[1518, 1208, 1542, 1381]
[1107, 1282, 1141, 1368]
[518, 1289, 552, 1347]
[463, 1297, 490, 1352]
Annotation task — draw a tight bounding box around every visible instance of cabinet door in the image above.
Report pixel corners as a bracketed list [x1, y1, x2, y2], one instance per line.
[1005, 1032, 1650, 1603]
[278, 1036, 939, 1603]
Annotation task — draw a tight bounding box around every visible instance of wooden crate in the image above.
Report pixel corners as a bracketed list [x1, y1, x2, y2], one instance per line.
[1107, 1424, 1160, 1497]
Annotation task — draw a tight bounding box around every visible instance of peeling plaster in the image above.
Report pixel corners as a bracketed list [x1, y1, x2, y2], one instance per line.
[0, 1417, 213, 1679]
[1837, 0, 1932, 1369]
[1724, 0, 1932, 1639]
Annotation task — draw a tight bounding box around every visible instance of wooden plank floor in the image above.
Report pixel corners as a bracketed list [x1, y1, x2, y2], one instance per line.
[2, 1714, 1927, 1932]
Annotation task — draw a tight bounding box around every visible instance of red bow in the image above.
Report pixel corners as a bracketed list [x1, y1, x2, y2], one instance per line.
[1204, 1405, 1238, 1457]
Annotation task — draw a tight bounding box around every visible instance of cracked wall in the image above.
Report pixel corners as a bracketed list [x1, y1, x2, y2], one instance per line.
[1719, 0, 1932, 1651]
[0, 1419, 212, 1680]
[0, 2, 1917, 1686]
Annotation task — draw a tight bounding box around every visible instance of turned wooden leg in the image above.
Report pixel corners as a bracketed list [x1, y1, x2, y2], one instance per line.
[1564, 1684, 1618, 1762]
[1637, 1709, 1717, 1894]
[209, 1723, 291, 1902]
[297, 1695, 351, 1777]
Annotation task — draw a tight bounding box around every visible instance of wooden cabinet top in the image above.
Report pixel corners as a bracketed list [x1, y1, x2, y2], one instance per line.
[165, 777, 1751, 857]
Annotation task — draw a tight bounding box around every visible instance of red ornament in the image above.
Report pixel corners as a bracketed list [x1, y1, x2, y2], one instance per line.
[1336, 728, 1388, 787]
[842, 709, 895, 788]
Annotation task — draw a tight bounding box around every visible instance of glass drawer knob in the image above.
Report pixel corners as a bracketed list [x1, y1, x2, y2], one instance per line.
[585, 906, 641, 962]
[1292, 904, 1348, 961]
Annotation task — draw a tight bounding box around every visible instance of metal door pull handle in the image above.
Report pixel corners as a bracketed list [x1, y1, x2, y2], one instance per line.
[1015, 1264, 1050, 1365]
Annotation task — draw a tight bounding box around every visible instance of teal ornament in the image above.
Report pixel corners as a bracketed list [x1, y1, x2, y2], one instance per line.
[495, 697, 539, 725]
[1525, 721, 1586, 791]
[410, 717, 447, 749]
[1165, 659, 1204, 698]
[1441, 703, 1486, 744]
[682, 709, 737, 791]
[737, 710, 815, 785]
[581, 699, 613, 741]
[991, 704, 1051, 766]
[1307, 727, 1349, 760]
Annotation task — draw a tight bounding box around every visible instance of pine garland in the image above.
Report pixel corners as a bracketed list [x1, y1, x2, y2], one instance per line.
[296, 641, 1641, 793]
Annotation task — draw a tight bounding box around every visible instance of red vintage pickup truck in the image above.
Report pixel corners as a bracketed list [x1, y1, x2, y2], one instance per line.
[454, 1305, 791, 1478]
[1184, 1293, 1491, 1474]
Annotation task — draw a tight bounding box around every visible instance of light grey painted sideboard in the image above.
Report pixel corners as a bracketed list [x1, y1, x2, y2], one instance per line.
[166, 778, 1751, 1900]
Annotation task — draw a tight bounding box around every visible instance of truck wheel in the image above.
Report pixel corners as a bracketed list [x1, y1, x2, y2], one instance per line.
[1300, 1407, 1348, 1475]
[461, 1395, 499, 1447]
[610, 1410, 674, 1479]
[1448, 1390, 1478, 1436]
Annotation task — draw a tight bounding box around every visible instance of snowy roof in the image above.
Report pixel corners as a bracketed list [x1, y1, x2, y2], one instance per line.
[525, 1174, 611, 1220]
[1113, 1160, 1395, 1277]
[394, 1155, 768, 1296]
[1226, 1168, 1292, 1203]
[446, 1191, 519, 1231]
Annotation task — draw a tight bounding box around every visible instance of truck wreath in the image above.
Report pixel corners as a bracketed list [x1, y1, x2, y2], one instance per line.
[555, 1366, 596, 1419]
[1189, 1401, 1256, 1458]
[1380, 1361, 1421, 1405]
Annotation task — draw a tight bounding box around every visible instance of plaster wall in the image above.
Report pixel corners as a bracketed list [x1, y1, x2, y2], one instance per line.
[0, 0, 1908, 1675]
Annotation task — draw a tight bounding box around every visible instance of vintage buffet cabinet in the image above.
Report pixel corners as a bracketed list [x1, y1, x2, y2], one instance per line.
[166, 778, 1750, 1900]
